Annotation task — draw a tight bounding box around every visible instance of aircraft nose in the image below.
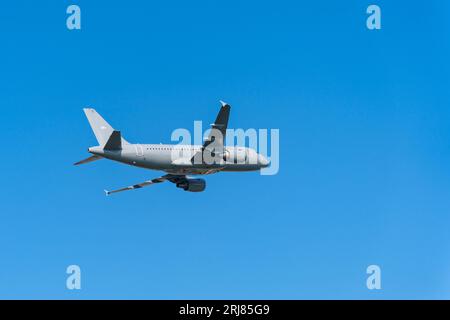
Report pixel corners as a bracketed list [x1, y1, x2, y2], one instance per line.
[258, 154, 270, 167]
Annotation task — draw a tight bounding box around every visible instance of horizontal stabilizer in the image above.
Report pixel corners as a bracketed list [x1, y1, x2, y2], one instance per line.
[74, 155, 102, 166]
[103, 130, 122, 150]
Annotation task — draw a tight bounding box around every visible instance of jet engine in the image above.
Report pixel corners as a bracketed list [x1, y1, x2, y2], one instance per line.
[176, 178, 206, 192]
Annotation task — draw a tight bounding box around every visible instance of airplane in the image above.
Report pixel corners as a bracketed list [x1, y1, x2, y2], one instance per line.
[75, 101, 270, 195]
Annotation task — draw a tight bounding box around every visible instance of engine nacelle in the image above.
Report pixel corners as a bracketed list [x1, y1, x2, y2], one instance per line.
[176, 178, 206, 192]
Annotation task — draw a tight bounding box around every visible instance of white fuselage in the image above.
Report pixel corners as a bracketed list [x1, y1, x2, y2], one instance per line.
[89, 144, 269, 176]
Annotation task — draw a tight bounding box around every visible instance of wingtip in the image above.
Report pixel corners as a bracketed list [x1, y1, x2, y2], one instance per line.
[83, 107, 95, 113]
[219, 100, 229, 107]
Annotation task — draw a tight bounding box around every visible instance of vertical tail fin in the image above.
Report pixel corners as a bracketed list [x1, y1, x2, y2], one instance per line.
[103, 130, 122, 150]
[83, 108, 128, 146]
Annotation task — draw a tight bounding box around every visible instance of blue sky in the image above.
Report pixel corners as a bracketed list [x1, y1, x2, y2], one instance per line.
[1, 0, 450, 299]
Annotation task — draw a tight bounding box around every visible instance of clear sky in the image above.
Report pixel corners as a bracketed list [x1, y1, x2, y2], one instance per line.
[1, 0, 450, 299]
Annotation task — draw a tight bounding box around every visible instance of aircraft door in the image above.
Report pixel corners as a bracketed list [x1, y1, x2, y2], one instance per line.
[135, 144, 144, 157]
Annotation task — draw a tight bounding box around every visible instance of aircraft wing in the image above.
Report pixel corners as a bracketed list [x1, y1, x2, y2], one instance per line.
[191, 101, 230, 164]
[104, 174, 185, 195]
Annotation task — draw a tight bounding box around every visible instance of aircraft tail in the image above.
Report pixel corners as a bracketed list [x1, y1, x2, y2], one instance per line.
[83, 108, 128, 146]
